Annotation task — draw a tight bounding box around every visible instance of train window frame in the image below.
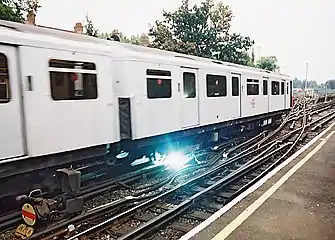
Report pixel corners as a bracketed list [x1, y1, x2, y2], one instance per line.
[206, 74, 227, 97]
[183, 72, 196, 98]
[146, 69, 172, 99]
[49, 59, 98, 101]
[271, 81, 280, 95]
[0, 53, 11, 103]
[263, 79, 268, 95]
[247, 79, 259, 96]
[281, 81, 285, 95]
[232, 76, 239, 96]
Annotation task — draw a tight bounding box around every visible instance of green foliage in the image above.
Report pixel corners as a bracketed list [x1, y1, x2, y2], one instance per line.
[99, 29, 150, 46]
[293, 77, 327, 91]
[328, 80, 335, 89]
[255, 56, 279, 72]
[0, 0, 41, 23]
[84, 14, 98, 37]
[249, 47, 255, 67]
[148, 0, 254, 65]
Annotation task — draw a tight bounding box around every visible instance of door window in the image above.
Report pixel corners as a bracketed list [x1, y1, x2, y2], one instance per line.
[232, 76, 239, 96]
[0, 53, 10, 103]
[183, 72, 196, 98]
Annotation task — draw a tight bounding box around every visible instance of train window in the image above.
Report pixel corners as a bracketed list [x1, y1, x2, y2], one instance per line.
[247, 79, 259, 83]
[247, 79, 259, 95]
[49, 59, 97, 101]
[147, 78, 171, 98]
[232, 76, 239, 96]
[146, 69, 172, 99]
[0, 53, 10, 103]
[206, 74, 227, 97]
[183, 72, 196, 98]
[281, 82, 285, 95]
[263, 80, 268, 95]
[287, 82, 289, 94]
[49, 59, 96, 70]
[146, 69, 171, 77]
[247, 84, 259, 95]
[271, 81, 280, 95]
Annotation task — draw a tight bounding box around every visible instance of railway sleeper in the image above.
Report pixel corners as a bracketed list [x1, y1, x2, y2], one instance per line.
[168, 221, 194, 233]
[184, 210, 212, 221]
[197, 201, 223, 211]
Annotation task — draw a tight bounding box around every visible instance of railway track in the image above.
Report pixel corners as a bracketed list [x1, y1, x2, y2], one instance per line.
[61, 99, 334, 240]
[0, 130, 263, 238]
[1, 99, 334, 240]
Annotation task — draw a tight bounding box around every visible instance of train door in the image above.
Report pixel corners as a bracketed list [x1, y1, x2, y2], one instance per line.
[290, 80, 293, 107]
[285, 80, 290, 108]
[0, 45, 25, 160]
[180, 67, 199, 128]
[231, 73, 241, 117]
[241, 76, 264, 117]
[262, 77, 269, 112]
[281, 80, 286, 108]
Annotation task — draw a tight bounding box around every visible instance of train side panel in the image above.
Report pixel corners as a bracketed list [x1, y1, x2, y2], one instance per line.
[19, 46, 119, 157]
[285, 79, 292, 108]
[269, 78, 285, 112]
[241, 73, 268, 117]
[198, 69, 240, 126]
[0, 44, 26, 160]
[120, 61, 181, 140]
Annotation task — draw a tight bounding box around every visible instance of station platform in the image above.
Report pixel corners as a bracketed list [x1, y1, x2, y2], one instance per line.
[180, 122, 335, 240]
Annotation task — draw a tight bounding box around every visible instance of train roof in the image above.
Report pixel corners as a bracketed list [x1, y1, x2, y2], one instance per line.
[0, 19, 292, 80]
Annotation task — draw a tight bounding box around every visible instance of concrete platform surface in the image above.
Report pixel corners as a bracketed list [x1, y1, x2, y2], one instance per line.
[187, 124, 335, 240]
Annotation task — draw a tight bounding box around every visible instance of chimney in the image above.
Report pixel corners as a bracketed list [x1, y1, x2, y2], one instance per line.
[74, 22, 83, 34]
[25, 10, 36, 25]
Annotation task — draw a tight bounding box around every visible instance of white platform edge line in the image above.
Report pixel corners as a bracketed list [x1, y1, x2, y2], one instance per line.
[212, 130, 334, 239]
[179, 120, 335, 240]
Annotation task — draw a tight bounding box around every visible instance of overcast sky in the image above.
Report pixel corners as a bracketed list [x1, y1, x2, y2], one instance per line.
[36, 0, 334, 82]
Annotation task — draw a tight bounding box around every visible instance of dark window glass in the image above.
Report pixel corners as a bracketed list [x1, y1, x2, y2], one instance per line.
[146, 69, 172, 99]
[271, 81, 280, 95]
[263, 79, 268, 95]
[49, 59, 96, 70]
[183, 72, 196, 98]
[147, 78, 171, 99]
[206, 74, 227, 97]
[50, 72, 97, 100]
[232, 76, 239, 96]
[247, 79, 259, 83]
[146, 69, 171, 76]
[0, 53, 10, 103]
[247, 84, 259, 95]
[49, 59, 97, 101]
[287, 82, 289, 94]
[281, 82, 285, 95]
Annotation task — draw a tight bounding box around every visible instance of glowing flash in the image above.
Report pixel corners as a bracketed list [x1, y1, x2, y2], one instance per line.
[164, 152, 191, 170]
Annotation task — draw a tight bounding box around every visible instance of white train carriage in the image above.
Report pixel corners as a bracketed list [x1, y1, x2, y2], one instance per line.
[113, 44, 292, 145]
[0, 21, 121, 161]
[0, 19, 293, 164]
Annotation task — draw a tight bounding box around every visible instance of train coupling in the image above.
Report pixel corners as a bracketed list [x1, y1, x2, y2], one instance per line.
[16, 189, 59, 224]
[15, 167, 83, 234]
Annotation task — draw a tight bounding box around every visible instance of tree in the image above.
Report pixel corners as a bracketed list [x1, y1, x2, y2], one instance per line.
[148, 0, 254, 65]
[99, 29, 150, 46]
[293, 77, 303, 88]
[256, 56, 280, 72]
[0, 0, 41, 23]
[249, 47, 255, 67]
[84, 14, 98, 37]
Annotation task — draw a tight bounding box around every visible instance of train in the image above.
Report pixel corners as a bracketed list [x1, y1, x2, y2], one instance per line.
[0, 20, 293, 167]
